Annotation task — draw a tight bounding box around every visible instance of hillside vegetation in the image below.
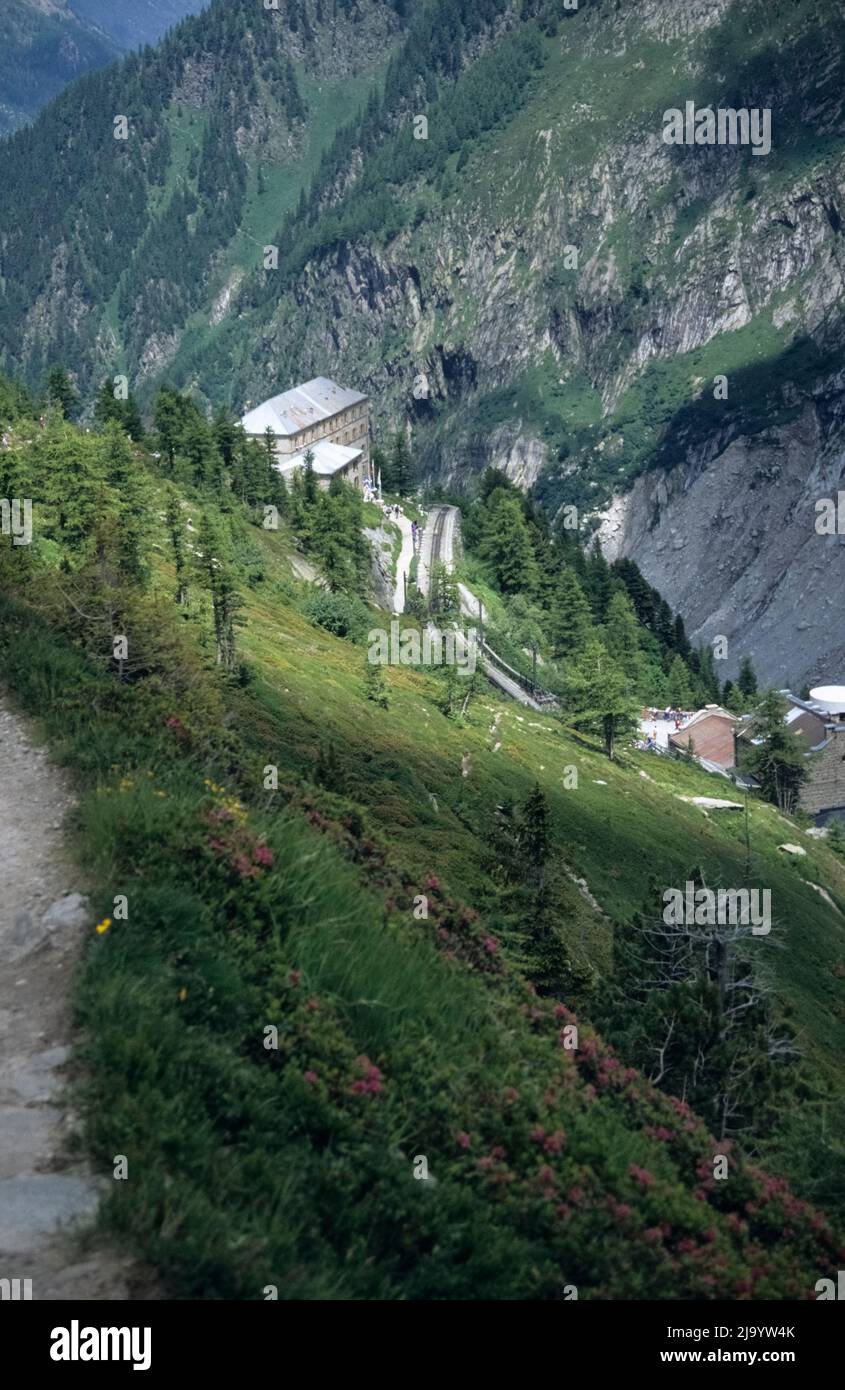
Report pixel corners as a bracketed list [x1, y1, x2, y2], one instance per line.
[2, 382, 844, 1298]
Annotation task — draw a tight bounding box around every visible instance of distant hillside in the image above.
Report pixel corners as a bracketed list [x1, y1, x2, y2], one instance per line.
[0, 0, 207, 136]
[0, 0, 117, 135]
[69, 1, 207, 51]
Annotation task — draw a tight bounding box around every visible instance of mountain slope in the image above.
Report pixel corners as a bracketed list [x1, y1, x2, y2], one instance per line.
[0, 2, 210, 136]
[1, 0, 844, 684]
[0, 0, 118, 135]
[1, 395, 843, 1295]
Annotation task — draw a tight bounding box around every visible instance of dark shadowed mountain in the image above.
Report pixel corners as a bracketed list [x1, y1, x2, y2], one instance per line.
[0, 0, 208, 135]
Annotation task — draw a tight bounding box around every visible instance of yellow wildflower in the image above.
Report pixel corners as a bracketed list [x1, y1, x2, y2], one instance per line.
[95, 918, 112, 935]
[178, 987, 188, 1002]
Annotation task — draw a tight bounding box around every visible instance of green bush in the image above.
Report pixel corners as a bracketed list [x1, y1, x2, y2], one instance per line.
[301, 587, 370, 640]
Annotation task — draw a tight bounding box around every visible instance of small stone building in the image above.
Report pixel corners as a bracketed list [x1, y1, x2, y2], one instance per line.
[241, 377, 369, 489]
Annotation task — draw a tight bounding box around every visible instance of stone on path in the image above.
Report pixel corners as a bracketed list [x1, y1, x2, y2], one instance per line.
[0, 1175, 100, 1255]
[42, 893, 89, 934]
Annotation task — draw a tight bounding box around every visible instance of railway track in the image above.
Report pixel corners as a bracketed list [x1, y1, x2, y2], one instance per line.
[420, 504, 559, 712]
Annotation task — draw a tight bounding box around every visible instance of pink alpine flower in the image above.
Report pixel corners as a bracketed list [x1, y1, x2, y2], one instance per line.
[350, 1054, 383, 1095]
[544, 1130, 566, 1155]
[456, 1131, 471, 1149]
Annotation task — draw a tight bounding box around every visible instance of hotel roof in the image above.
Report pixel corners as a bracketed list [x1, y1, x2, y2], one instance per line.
[275, 438, 362, 478]
[241, 378, 367, 437]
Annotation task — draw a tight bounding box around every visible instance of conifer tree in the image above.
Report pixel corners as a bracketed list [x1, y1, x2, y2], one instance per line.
[213, 407, 239, 468]
[391, 430, 412, 494]
[303, 450, 318, 505]
[564, 637, 639, 760]
[826, 817, 845, 858]
[517, 783, 550, 894]
[743, 690, 808, 813]
[429, 558, 459, 618]
[122, 393, 145, 443]
[737, 655, 758, 701]
[549, 566, 592, 662]
[364, 652, 389, 708]
[583, 539, 612, 620]
[604, 589, 642, 683]
[94, 378, 124, 429]
[97, 421, 151, 579]
[667, 653, 694, 710]
[478, 491, 539, 595]
[602, 872, 798, 1139]
[44, 365, 80, 421]
[195, 514, 243, 670]
[164, 484, 188, 605]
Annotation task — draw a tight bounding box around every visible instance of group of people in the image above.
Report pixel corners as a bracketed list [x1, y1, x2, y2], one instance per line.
[644, 706, 687, 731]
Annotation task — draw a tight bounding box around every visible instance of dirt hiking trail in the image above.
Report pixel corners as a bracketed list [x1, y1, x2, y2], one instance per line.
[0, 690, 150, 1299]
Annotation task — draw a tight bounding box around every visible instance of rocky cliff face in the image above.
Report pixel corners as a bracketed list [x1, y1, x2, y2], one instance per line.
[245, 0, 845, 687]
[596, 382, 845, 687]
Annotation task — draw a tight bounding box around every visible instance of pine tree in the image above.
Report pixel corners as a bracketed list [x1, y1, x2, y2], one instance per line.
[263, 425, 277, 467]
[667, 654, 694, 710]
[45, 365, 80, 421]
[517, 783, 550, 894]
[123, 393, 145, 443]
[96, 421, 151, 579]
[164, 484, 188, 605]
[601, 872, 798, 1139]
[826, 817, 845, 858]
[604, 589, 642, 683]
[371, 442, 391, 491]
[737, 656, 758, 701]
[564, 637, 640, 760]
[429, 558, 459, 618]
[743, 690, 808, 813]
[94, 378, 124, 429]
[154, 388, 185, 470]
[583, 539, 612, 620]
[195, 514, 244, 670]
[477, 492, 539, 595]
[213, 407, 239, 467]
[303, 450, 318, 505]
[364, 652, 389, 708]
[549, 566, 592, 662]
[391, 430, 412, 494]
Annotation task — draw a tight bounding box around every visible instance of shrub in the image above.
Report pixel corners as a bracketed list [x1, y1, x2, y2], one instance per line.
[302, 587, 370, 640]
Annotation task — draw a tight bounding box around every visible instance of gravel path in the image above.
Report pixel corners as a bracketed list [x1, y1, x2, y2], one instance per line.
[0, 692, 147, 1299]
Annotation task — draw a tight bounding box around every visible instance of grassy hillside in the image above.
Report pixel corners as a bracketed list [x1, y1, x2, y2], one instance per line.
[1, 403, 844, 1296]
